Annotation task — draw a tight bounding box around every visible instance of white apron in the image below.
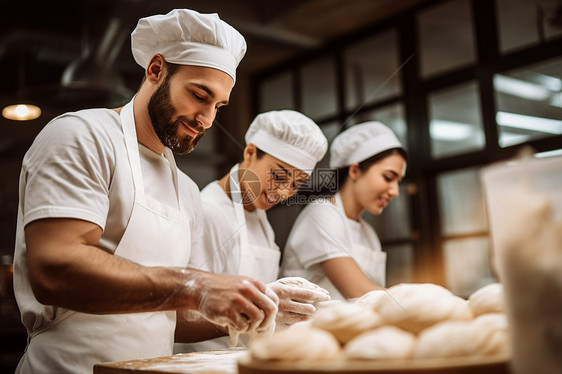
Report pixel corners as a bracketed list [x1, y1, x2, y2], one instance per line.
[317, 192, 386, 300]
[16, 98, 191, 374]
[189, 164, 279, 351]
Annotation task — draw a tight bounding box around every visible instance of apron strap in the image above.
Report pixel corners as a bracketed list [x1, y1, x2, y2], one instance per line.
[120, 97, 181, 209]
[229, 164, 250, 259]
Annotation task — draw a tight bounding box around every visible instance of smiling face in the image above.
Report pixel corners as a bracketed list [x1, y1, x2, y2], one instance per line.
[350, 152, 406, 215]
[148, 63, 234, 155]
[238, 144, 309, 211]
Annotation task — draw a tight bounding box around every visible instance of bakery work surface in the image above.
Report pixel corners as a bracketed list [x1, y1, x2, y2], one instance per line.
[94, 348, 246, 374]
[94, 349, 510, 374]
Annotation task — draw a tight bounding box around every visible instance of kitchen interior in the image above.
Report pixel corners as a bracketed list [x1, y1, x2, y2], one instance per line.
[1, 0, 562, 372]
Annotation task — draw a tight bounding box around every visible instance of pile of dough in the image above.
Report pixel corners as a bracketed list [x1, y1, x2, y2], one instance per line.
[354, 289, 389, 311]
[344, 326, 416, 360]
[414, 315, 509, 359]
[377, 283, 472, 333]
[311, 302, 381, 343]
[468, 283, 505, 316]
[249, 326, 341, 361]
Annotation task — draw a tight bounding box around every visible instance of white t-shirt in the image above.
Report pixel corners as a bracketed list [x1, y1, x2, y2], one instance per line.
[280, 198, 382, 297]
[188, 181, 271, 274]
[14, 108, 204, 335]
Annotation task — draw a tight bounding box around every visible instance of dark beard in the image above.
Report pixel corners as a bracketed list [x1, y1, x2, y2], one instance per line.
[147, 74, 206, 155]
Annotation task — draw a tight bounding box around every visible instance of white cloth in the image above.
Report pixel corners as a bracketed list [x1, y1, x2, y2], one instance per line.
[329, 121, 404, 169]
[244, 110, 327, 173]
[280, 194, 386, 301]
[184, 166, 280, 352]
[13, 100, 204, 373]
[131, 8, 246, 82]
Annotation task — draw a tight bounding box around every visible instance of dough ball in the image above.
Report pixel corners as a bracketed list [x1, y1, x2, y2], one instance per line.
[344, 326, 416, 360]
[377, 283, 473, 334]
[414, 318, 508, 359]
[249, 326, 341, 361]
[311, 302, 381, 343]
[468, 283, 505, 316]
[472, 313, 510, 356]
[354, 290, 389, 311]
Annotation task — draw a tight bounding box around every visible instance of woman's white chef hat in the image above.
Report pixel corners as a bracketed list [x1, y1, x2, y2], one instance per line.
[329, 121, 405, 169]
[131, 9, 246, 82]
[245, 110, 328, 174]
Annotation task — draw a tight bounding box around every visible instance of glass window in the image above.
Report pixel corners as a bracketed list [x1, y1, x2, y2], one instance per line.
[496, 0, 562, 53]
[437, 166, 488, 236]
[258, 72, 294, 112]
[494, 57, 562, 148]
[417, 0, 476, 77]
[300, 57, 338, 120]
[385, 243, 416, 286]
[443, 237, 496, 297]
[344, 29, 401, 111]
[429, 81, 485, 158]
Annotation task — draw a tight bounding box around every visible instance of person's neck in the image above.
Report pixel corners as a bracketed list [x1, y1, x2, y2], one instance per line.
[218, 164, 256, 212]
[132, 89, 165, 155]
[338, 183, 363, 221]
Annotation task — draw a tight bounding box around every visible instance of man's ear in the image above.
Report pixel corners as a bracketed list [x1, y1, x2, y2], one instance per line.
[243, 143, 257, 162]
[348, 163, 361, 181]
[145, 54, 166, 84]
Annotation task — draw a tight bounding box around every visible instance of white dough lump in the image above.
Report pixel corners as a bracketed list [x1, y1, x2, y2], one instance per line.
[344, 326, 416, 360]
[311, 302, 381, 343]
[414, 316, 509, 359]
[468, 282, 505, 316]
[354, 289, 389, 311]
[249, 326, 341, 361]
[377, 283, 473, 333]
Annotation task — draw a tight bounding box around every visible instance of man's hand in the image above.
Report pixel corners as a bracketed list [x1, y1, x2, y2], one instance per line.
[268, 277, 330, 327]
[187, 271, 279, 335]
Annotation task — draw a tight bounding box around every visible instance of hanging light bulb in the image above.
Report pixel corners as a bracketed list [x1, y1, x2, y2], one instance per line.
[2, 49, 42, 121]
[2, 104, 42, 121]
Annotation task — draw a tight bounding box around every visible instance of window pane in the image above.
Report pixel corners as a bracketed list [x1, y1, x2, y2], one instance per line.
[385, 243, 416, 287]
[496, 0, 562, 53]
[429, 81, 485, 158]
[437, 166, 488, 236]
[443, 237, 496, 297]
[494, 57, 562, 148]
[300, 57, 338, 120]
[259, 72, 294, 112]
[417, 0, 476, 77]
[344, 29, 401, 111]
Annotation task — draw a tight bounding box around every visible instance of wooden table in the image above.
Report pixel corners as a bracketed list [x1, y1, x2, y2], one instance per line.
[94, 348, 247, 374]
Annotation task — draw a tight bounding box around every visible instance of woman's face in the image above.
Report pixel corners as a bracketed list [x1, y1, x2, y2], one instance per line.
[239, 144, 308, 211]
[351, 153, 406, 215]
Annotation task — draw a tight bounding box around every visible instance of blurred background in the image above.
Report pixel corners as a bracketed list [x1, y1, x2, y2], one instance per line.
[1, 0, 562, 369]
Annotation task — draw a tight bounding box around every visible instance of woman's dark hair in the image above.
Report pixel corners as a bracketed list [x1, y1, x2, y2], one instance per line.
[335, 147, 408, 190]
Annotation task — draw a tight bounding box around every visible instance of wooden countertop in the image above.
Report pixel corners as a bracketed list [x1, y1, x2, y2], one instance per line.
[93, 348, 247, 374]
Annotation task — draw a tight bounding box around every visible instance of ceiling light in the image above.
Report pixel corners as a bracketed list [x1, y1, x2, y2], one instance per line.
[430, 119, 474, 141]
[2, 103, 41, 121]
[494, 75, 552, 101]
[496, 111, 562, 134]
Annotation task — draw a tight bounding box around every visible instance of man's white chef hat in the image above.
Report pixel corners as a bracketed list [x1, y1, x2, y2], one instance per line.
[131, 9, 246, 82]
[245, 110, 328, 174]
[329, 121, 405, 169]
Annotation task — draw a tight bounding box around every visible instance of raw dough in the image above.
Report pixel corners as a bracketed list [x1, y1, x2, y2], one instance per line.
[311, 302, 381, 343]
[354, 289, 389, 311]
[344, 326, 416, 360]
[468, 283, 505, 316]
[414, 318, 509, 359]
[249, 326, 341, 361]
[377, 283, 473, 333]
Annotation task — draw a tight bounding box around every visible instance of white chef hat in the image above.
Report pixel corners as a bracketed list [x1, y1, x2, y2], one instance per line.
[329, 121, 405, 169]
[245, 110, 328, 174]
[131, 9, 246, 82]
